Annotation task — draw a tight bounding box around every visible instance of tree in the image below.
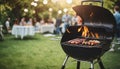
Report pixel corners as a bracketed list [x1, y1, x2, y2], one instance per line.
[0, 0, 119, 25]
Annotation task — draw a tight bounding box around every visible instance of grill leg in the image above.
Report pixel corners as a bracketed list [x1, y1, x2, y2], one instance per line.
[98, 58, 105, 69]
[77, 61, 80, 69]
[91, 61, 94, 69]
[90, 61, 94, 69]
[61, 55, 69, 69]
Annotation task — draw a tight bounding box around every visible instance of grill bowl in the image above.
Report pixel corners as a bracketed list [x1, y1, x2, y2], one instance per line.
[62, 44, 102, 61]
[61, 37, 111, 61]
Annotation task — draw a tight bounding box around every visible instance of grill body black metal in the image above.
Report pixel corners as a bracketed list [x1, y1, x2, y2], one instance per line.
[62, 41, 102, 61]
[61, 26, 113, 61]
[60, 5, 116, 69]
[61, 5, 116, 61]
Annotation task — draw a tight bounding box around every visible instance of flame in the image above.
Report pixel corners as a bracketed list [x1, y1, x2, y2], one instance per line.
[95, 33, 99, 38]
[78, 26, 99, 38]
[91, 32, 95, 38]
[82, 26, 89, 37]
[67, 29, 71, 33]
[78, 27, 82, 32]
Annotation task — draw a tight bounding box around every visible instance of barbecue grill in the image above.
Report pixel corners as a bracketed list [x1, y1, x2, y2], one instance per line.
[60, 0, 116, 69]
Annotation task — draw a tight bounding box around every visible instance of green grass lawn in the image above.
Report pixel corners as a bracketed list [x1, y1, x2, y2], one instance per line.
[0, 33, 120, 69]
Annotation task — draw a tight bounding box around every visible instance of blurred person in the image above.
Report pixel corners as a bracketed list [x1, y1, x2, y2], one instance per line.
[5, 17, 11, 33]
[113, 5, 120, 40]
[33, 17, 37, 26]
[76, 15, 83, 26]
[72, 14, 77, 26]
[109, 5, 120, 51]
[0, 25, 4, 40]
[14, 18, 19, 25]
[61, 11, 72, 33]
[40, 18, 45, 25]
[72, 14, 83, 26]
[35, 19, 41, 32]
[55, 15, 62, 35]
[27, 18, 33, 26]
[19, 17, 26, 26]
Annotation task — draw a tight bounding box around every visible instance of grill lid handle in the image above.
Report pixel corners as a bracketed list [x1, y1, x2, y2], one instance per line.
[81, 0, 103, 7]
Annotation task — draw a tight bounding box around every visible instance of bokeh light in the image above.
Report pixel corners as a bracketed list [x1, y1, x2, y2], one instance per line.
[58, 10, 62, 14]
[43, 0, 48, 4]
[66, 0, 72, 4]
[24, 8, 28, 12]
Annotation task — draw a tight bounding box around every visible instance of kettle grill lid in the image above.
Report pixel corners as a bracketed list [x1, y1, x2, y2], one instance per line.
[72, 5, 116, 28]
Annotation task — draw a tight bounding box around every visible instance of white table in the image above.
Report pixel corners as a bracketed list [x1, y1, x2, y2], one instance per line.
[40, 24, 55, 33]
[12, 25, 35, 39]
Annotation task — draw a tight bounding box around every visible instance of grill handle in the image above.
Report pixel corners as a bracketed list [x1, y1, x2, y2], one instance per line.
[81, 0, 103, 7]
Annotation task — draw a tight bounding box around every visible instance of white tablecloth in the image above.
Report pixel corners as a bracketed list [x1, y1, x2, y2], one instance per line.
[12, 25, 35, 39]
[40, 24, 55, 33]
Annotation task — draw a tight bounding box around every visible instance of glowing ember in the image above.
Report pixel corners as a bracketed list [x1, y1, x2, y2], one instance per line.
[67, 29, 71, 33]
[78, 27, 82, 32]
[95, 33, 99, 39]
